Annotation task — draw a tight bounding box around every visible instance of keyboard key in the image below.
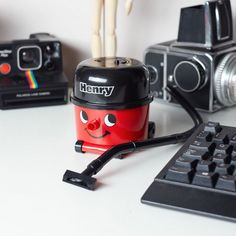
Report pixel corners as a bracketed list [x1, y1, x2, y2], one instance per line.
[196, 160, 216, 172]
[204, 122, 222, 134]
[214, 144, 233, 155]
[213, 132, 229, 144]
[165, 166, 195, 184]
[175, 156, 198, 169]
[230, 134, 236, 145]
[212, 153, 231, 164]
[189, 140, 215, 154]
[183, 149, 210, 161]
[214, 164, 234, 175]
[231, 146, 236, 157]
[215, 175, 236, 192]
[230, 156, 236, 165]
[233, 169, 236, 176]
[192, 172, 219, 188]
[197, 131, 212, 141]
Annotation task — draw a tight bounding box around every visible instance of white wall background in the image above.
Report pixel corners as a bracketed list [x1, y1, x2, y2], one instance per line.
[0, 0, 236, 82]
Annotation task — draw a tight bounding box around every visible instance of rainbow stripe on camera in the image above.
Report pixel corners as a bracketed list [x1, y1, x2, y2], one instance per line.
[25, 70, 38, 89]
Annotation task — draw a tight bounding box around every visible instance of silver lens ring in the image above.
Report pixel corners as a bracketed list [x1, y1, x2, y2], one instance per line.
[17, 45, 42, 71]
[214, 53, 236, 106]
[146, 65, 158, 85]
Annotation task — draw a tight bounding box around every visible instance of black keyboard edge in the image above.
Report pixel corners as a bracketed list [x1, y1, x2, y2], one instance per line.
[141, 122, 236, 221]
[141, 179, 236, 222]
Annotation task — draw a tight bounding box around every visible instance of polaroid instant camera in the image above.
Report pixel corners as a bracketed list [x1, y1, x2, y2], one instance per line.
[144, 0, 236, 112]
[0, 33, 68, 109]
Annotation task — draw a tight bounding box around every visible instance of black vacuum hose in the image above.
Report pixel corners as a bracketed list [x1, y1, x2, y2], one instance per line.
[63, 85, 203, 190]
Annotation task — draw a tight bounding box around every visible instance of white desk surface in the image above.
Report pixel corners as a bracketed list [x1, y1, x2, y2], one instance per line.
[1, 101, 236, 236]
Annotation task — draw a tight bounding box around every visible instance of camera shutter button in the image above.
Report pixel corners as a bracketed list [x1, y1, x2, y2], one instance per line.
[0, 63, 11, 75]
[173, 60, 206, 93]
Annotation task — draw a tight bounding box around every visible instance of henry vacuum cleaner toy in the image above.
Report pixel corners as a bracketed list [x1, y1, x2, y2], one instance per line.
[63, 57, 203, 190]
[71, 57, 155, 154]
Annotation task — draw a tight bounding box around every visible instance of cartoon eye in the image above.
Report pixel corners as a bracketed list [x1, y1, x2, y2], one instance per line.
[104, 114, 116, 127]
[80, 110, 88, 124]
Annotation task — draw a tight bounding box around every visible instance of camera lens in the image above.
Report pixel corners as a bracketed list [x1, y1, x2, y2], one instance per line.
[22, 51, 35, 63]
[214, 53, 236, 106]
[18, 46, 42, 70]
[174, 60, 206, 93]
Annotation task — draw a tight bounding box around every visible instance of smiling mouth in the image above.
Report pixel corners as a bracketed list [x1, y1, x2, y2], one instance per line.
[85, 129, 111, 139]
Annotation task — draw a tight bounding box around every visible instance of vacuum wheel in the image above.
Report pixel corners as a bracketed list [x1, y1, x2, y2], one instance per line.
[148, 121, 156, 139]
[75, 140, 85, 153]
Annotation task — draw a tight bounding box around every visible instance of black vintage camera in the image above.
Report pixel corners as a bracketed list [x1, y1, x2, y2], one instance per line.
[145, 0, 236, 112]
[0, 33, 68, 109]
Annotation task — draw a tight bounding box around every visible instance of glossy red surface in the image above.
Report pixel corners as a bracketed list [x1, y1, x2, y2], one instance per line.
[74, 105, 150, 154]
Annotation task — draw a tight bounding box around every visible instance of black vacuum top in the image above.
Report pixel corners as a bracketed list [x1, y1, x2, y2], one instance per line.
[72, 57, 153, 110]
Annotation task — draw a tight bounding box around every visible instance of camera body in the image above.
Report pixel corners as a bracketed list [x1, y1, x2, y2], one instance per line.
[0, 33, 68, 109]
[145, 0, 236, 112]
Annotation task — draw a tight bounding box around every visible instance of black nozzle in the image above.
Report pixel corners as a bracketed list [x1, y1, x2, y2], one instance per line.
[63, 170, 97, 190]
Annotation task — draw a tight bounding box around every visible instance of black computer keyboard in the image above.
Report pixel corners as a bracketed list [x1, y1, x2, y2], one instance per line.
[141, 122, 236, 221]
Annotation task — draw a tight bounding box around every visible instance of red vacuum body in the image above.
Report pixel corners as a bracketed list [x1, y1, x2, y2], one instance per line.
[71, 57, 154, 154]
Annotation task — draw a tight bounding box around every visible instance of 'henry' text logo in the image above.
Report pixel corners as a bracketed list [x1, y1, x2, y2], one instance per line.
[80, 82, 114, 97]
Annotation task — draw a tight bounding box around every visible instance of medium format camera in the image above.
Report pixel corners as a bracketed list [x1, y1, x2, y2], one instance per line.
[145, 0, 236, 112]
[0, 33, 68, 109]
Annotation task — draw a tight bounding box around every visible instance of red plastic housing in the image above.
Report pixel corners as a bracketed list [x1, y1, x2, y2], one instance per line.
[74, 105, 150, 154]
